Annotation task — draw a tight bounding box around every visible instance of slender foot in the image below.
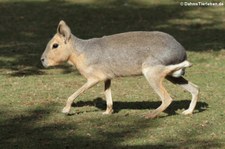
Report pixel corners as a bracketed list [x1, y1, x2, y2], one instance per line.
[102, 108, 113, 115]
[62, 106, 71, 114]
[183, 60, 192, 67]
[145, 114, 157, 119]
[144, 112, 158, 119]
[182, 109, 193, 115]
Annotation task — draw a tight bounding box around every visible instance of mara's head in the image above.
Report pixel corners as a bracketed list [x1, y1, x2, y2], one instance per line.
[41, 20, 73, 68]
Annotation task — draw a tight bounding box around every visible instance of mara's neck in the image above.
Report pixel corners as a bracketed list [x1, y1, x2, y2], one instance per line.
[67, 34, 85, 66]
[70, 34, 84, 53]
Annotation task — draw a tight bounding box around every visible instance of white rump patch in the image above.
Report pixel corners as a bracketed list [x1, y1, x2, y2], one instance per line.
[171, 69, 184, 78]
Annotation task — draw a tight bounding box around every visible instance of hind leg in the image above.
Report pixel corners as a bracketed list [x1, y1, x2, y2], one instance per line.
[142, 61, 191, 118]
[166, 76, 199, 115]
[142, 66, 173, 118]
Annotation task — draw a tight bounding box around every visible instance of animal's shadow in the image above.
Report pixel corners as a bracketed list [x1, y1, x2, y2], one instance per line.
[72, 97, 208, 116]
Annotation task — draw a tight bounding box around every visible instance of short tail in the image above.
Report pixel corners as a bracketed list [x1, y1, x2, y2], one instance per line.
[170, 60, 192, 78]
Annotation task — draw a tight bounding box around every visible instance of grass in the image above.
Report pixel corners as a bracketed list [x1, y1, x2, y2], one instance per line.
[0, 0, 225, 148]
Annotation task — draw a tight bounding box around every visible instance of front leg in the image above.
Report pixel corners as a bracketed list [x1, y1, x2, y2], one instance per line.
[62, 78, 99, 114]
[102, 79, 114, 115]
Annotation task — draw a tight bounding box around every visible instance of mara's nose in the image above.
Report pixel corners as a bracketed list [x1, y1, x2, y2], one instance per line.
[41, 58, 45, 62]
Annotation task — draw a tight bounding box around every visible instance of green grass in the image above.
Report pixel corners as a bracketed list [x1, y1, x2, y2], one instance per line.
[0, 0, 225, 148]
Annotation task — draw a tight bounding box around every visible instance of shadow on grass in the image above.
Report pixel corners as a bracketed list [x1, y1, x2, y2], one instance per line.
[73, 97, 208, 116]
[0, 0, 224, 76]
[0, 102, 221, 149]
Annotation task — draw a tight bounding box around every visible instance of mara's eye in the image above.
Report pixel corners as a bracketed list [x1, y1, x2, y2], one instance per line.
[52, 43, 59, 49]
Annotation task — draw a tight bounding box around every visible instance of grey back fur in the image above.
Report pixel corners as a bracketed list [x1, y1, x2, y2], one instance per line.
[71, 31, 186, 77]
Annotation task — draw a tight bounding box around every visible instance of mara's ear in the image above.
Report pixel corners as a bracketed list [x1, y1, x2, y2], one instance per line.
[57, 20, 71, 44]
